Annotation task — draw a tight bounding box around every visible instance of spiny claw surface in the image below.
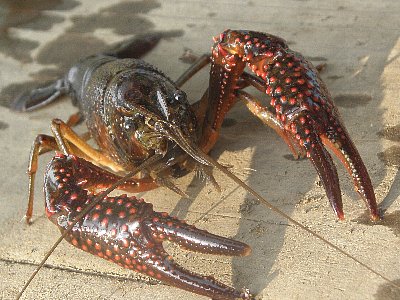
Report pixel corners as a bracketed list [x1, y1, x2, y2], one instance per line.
[43, 154, 252, 300]
[210, 30, 379, 220]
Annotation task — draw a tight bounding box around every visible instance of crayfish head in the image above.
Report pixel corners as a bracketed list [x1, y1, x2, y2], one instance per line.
[107, 68, 207, 168]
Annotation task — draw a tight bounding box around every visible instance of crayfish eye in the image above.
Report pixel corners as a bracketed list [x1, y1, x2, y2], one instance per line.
[173, 90, 186, 103]
[124, 120, 136, 131]
[145, 118, 156, 128]
[123, 115, 141, 131]
[187, 122, 195, 133]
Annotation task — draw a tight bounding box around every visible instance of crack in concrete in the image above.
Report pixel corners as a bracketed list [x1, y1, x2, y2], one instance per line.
[0, 257, 161, 286]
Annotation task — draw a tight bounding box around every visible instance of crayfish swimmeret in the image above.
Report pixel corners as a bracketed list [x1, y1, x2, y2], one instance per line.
[15, 30, 381, 299]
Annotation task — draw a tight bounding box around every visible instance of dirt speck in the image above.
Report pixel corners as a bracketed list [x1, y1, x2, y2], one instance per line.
[321, 15, 333, 22]
[0, 120, 9, 130]
[333, 94, 372, 108]
[327, 75, 344, 80]
[377, 146, 400, 167]
[222, 118, 237, 128]
[249, 223, 267, 236]
[239, 198, 259, 215]
[315, 63, 327, 73]
[286, 40, 296, 46]
[377, 124, 400, 142]
[283, 154, 307, 161]
[356, 40, 366, 46]
[306, 56, 328, 61]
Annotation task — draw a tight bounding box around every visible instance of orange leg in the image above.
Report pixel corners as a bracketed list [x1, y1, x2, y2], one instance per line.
[25, 118, 158, 223]
[237, 90, 306, 159]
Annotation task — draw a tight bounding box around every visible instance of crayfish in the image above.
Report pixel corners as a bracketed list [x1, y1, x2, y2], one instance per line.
[14, 30, 386, 299]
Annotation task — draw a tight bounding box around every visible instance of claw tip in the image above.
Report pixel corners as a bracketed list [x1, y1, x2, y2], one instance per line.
[370, 213, 381, 222]
[241, 244, 252, 257]
[23, 215, 33, 225]
[337, 212, 345, 221]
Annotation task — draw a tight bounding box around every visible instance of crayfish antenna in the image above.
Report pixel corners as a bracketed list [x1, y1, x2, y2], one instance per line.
[192, 148, 400, 292]
[196, 164, 222, 193]
[155, 175, 189, 198]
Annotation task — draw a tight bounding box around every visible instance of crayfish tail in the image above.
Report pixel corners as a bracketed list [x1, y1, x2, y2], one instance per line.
[11, 79, 67, 112]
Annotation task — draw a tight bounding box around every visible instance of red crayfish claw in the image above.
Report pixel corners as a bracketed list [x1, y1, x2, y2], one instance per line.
[286, 110, 379, 221]
[43, 154, 253, 300]
[205, 30, 379, 221]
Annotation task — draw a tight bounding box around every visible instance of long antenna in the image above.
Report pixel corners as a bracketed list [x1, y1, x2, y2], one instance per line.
[205, 154, 400, 290]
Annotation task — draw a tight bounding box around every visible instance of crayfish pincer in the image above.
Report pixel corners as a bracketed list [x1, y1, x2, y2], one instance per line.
[14, 30, 385, 299]
[45, 154, 252, 300]
[204, 30, 379, 221]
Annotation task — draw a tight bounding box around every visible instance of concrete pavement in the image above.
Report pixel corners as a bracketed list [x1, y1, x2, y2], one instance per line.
[0, 1, 399, 299]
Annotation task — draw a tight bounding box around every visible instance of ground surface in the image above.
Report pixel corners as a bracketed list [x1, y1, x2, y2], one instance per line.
[0, 1, 399, 299]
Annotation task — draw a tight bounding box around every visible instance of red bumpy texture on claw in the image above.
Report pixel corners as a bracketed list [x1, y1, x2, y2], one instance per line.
[43, 154, 253, 300]
[205, 30, 378, 220]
